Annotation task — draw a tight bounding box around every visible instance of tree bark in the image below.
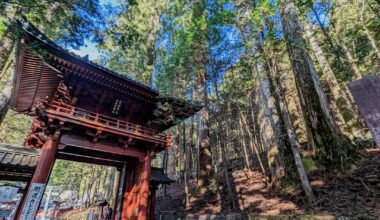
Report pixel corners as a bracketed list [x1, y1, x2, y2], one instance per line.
[162, 149, 168, 197]
[0, 6, 22, 77]
[358, 0, 380, 61]
[340, 40, 363, 80]
[279, 0, 356, 168]
[236, 0, 288, 184]
[189, 116, 195, 178]
[0, 22, 16, 77]
[0, 71, 14, 124]
[222, 124, 236, 210]
[237, 105, 267, 176]
[311, 6, 363, 80]
[105, 167, 115, 202]
[192, 0, 213, 189]
[211, 66, 237, 208]
[273, 72, 315, 203]
[198, 72, 213, 188]
[305, 24, 354, 134]
[183, 123, 191, 210]
[237, 114, 251, 170]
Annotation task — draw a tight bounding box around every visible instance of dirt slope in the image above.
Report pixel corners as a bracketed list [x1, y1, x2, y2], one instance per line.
[156, 148, 380, 218]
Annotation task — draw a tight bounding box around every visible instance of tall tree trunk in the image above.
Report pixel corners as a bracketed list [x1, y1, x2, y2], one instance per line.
[264, 33, 315, 202]
[196, 115, 201, 182]
[162, 149, 169, 197]
[221, 121, 236, 210]
[305, 23, 367, 138]
[249, 101, 266, 152]
[197, 70, 213, 188]
[236, 0, 288, 184]
[147, 0, 169, 87]
[358, 0, 380, 61]
[0, 22, 16, 76]
[214, 137, 222, 205]
[105, 167, 115, 202]
[0, 6, 22, 76]
[183, 123, 191, 210]
[237, 115, 251, 170]
[311, 6, 363, 80]
[190, 116, 195, 178]
[279, 0, 356, 168]
[341, 40, 363, 80]
[0, 71, 14, 124]
[191, 0, 213, 189]
[256, 75, 287, 184]
[273, 70, 315, 203]
[305, 24, 356, 135]
[278, 72, 308, 144]
[211, 68, 237, 208]
[237, 105, 267, 176]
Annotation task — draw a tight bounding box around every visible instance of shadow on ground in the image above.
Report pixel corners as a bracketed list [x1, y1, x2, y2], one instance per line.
[156, 148, 380, 218]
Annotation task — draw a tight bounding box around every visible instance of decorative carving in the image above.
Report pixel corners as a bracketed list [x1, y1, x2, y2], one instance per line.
[25, 110, 65, 148]
[93, 130, 102, 143]
[54, 81, 72, 104]
[24, 118, 49, 148]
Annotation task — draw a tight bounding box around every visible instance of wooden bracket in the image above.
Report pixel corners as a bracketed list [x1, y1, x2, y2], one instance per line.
[93, 130, 102, 143]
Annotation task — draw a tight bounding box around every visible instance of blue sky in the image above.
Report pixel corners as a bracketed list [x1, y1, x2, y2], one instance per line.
[71, 39, 100, 60]
[69, 0, 120, 60]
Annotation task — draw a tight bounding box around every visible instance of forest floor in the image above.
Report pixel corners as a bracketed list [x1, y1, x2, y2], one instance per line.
[156, 148, 380, 218]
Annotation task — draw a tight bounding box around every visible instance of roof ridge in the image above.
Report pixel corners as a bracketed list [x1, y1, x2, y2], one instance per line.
[17, 17, 158, 94]
[0, 143, 40, 155]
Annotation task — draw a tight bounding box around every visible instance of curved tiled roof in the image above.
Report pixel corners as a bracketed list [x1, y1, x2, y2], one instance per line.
[0, 144, 40, 181]
[150, 167, 175, 185]
[14, 18, 202, 132]
[0, 144, 174, 185]
[18, 18, 157, 94]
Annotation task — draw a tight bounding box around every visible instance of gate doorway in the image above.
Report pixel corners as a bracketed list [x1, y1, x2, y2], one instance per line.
[35, 159, 119, 220]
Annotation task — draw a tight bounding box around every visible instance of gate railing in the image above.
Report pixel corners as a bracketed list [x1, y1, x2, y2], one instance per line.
[44, 100, 167, 145]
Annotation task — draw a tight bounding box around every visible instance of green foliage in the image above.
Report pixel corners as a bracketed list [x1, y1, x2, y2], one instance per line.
[0, 18, 6, 37]
[0, 110, 32, 145]
[1, 0, 103, 48]
[0, 0, 379, 208]
[97, 0, 170, 85]
[49, 160, 83, 189]
[301, 157, 317, 173]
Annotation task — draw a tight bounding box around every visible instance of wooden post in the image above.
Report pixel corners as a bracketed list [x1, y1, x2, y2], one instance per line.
[149, 187, 157, 220]
[15, 135, 59, 219]
[120, 164, 135, 220]
[114, 163, 127, 220]
[137, 154, 151, 220]
[121, 154, 151, 220]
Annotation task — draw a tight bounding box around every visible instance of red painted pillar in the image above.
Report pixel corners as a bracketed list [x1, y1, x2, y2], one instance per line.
[121, 154, 151, 220]
[15, 136, 59, 219]
[137, 154, 151, 220]
[120, 164, 135, 220]
[114, 163, 127, 220]
[149, 187, 157, 220]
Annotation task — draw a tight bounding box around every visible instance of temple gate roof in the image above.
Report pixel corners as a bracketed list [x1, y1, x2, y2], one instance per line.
[11, 19, 202, 132]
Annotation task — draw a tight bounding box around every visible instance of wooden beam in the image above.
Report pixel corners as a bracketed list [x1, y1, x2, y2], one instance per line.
[56, 152, 124, 167]
[59, 134, 145, 158]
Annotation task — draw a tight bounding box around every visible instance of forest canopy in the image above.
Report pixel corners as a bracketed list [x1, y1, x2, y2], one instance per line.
[0, 0, 379, 218]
